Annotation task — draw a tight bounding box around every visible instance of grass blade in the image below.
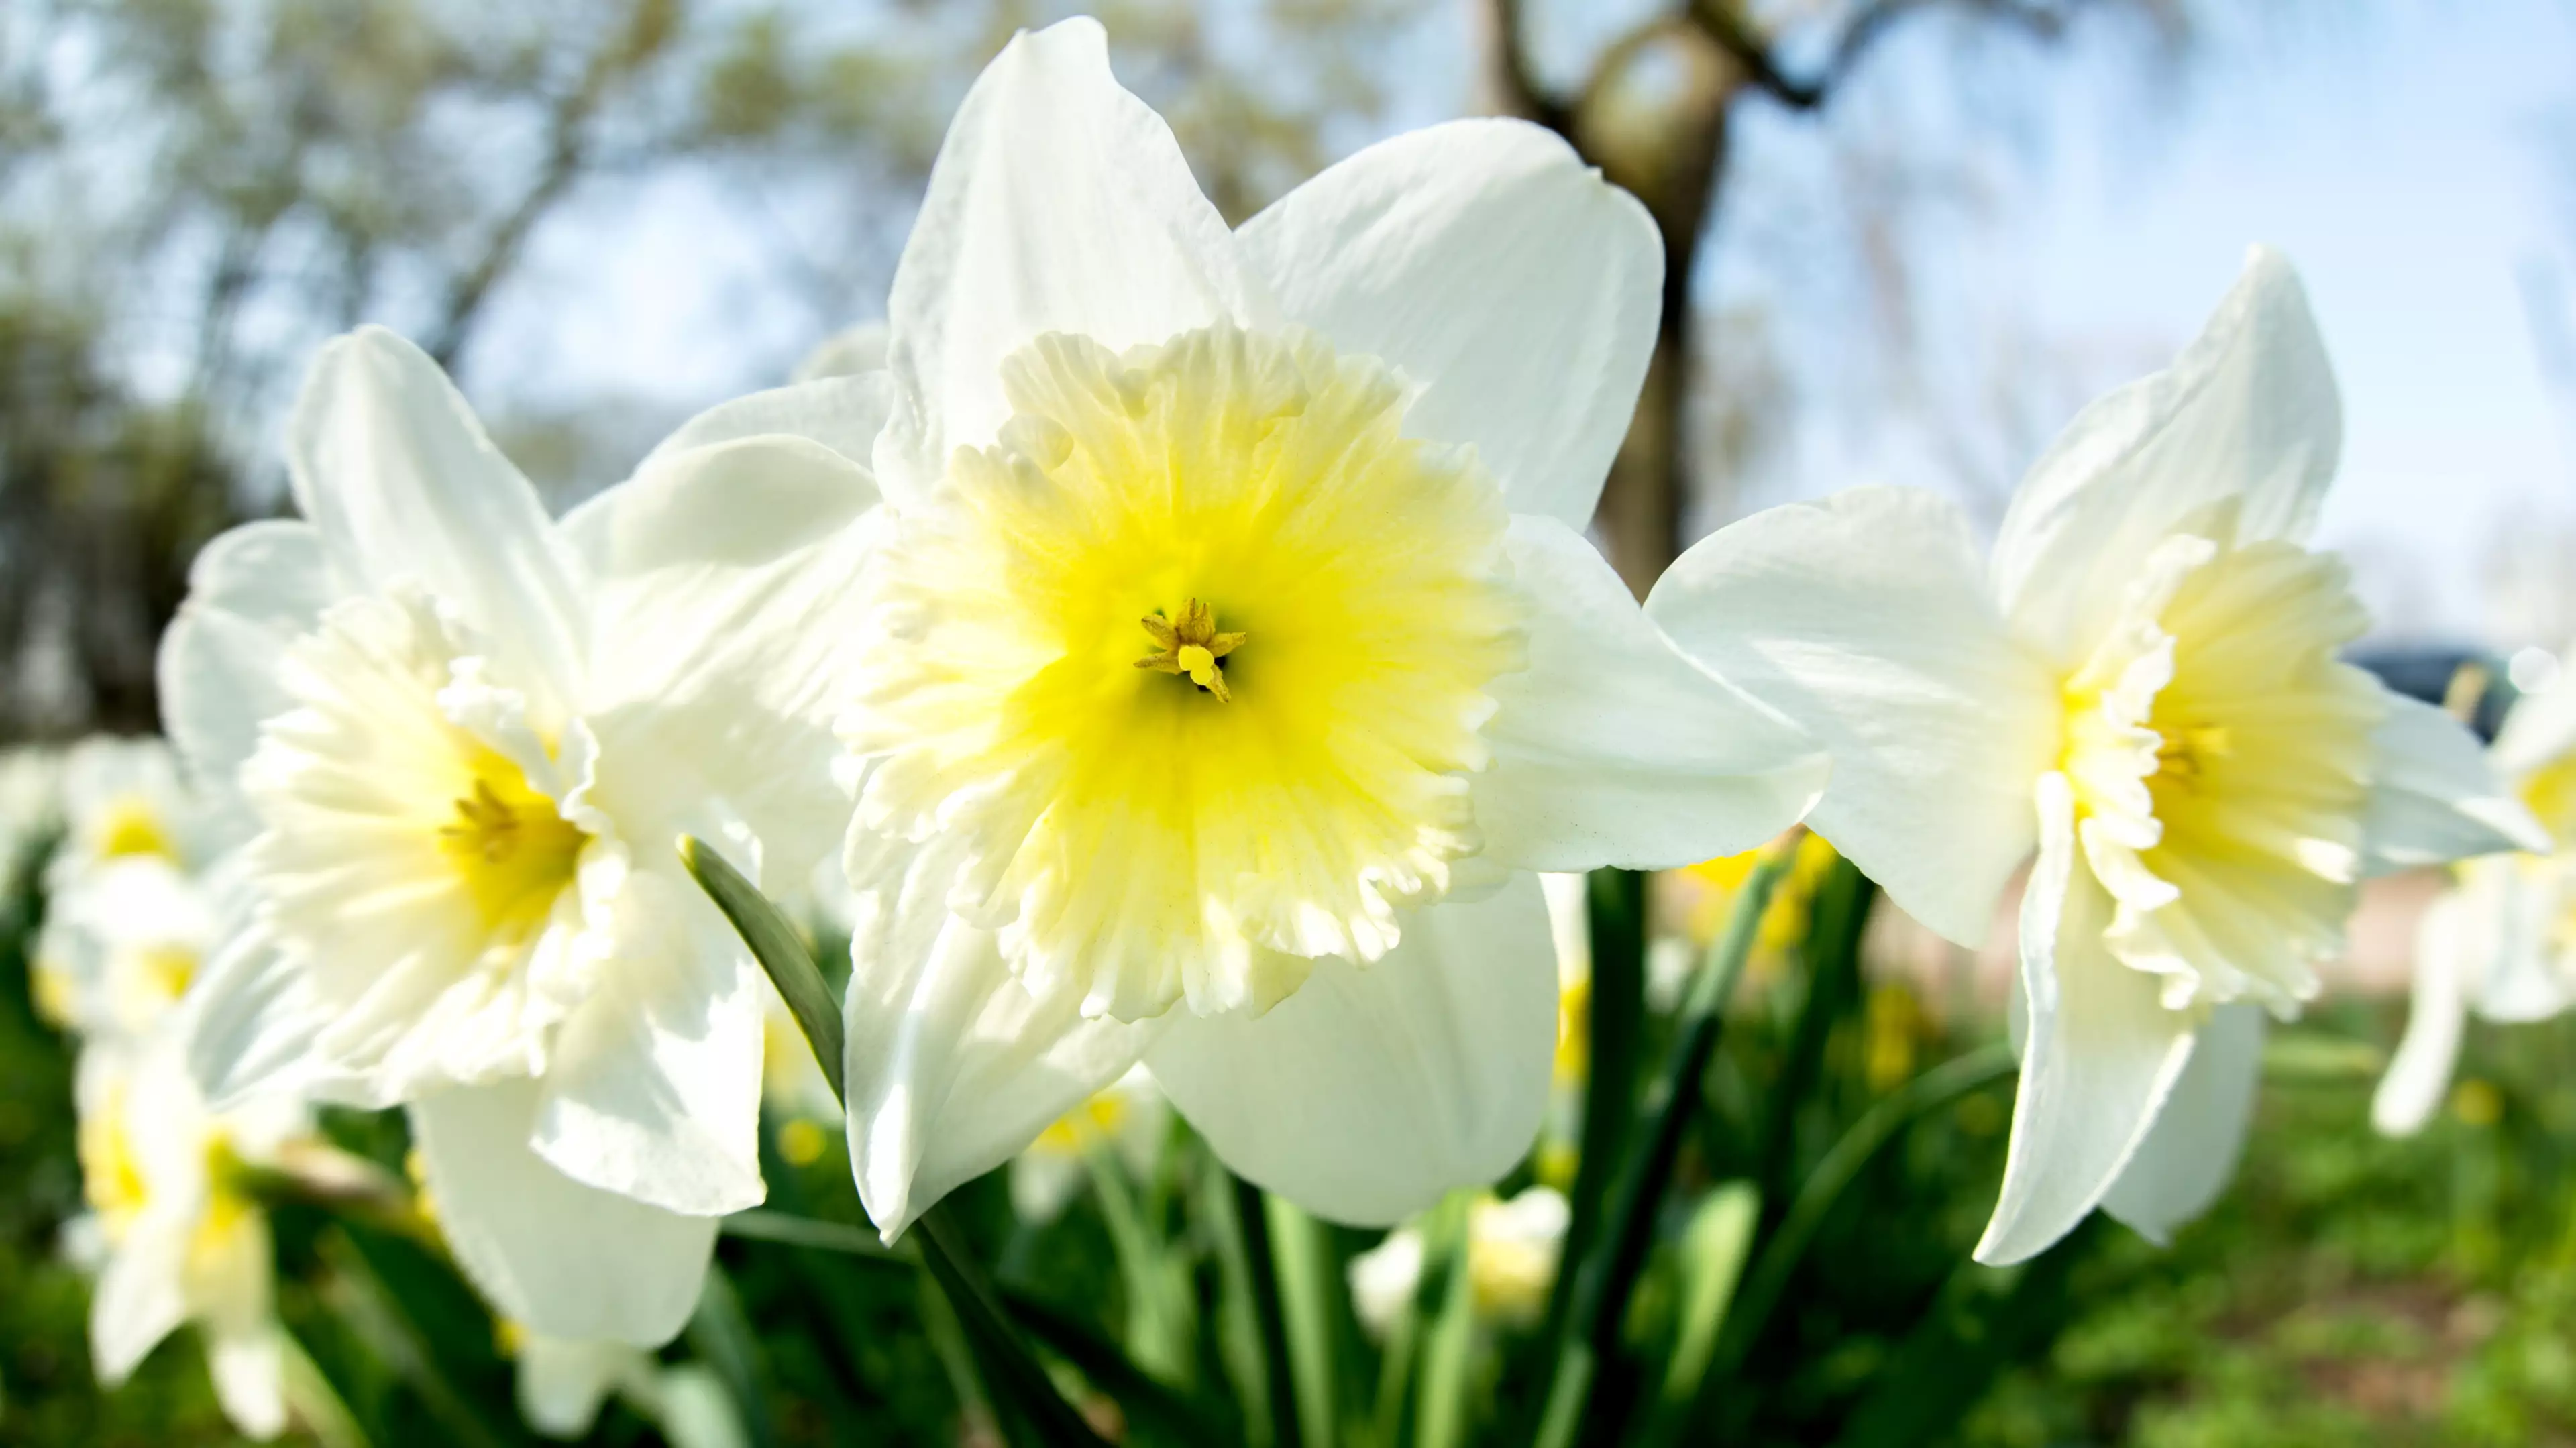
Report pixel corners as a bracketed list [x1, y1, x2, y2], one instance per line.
[1532, 837, 1798, 1448]
[680, 836, 843, 1097]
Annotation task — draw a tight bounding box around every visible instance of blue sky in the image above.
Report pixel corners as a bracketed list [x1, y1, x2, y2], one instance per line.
[482, 0, 2576, 644]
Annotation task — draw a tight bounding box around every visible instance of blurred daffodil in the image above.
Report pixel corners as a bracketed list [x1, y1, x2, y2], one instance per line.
[162, 327, 887, 1344]
[1346, 1186, 1570, 1339]
[66, 1033, 309, 1440]
[2376, 680, 2576, 1134]
[1008, 1064, 1170, 1225]
[1652, 249, 2542, 1264]
[811, 19, 1823, 1238]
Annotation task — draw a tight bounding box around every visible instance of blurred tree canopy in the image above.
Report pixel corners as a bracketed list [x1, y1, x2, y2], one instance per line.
[0, 0, 2188, 737]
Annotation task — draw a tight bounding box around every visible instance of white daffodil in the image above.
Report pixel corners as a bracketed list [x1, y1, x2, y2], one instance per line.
[0, 742, 60, 878]
[1346, 1186, 1570, 1339]
[1008, 1064, 1171, 1225]
[32, 736, 222, 1040]
[1650, 249, 2543, 1264]
[796, 19, 1823, 1237]
[504, 1323, 749, 1447]
[49, 736, 218, 881]
[2375, 677, 2576, 1135]
[67, 1031, 308, 1440]
[163, 327, 891, 1343]
[33, 849, 215, 1040]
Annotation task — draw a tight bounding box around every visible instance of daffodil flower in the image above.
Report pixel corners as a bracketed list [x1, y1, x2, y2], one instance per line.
[813, 19, 1824, 1236]
[67, 1032, 307, 1440]
[1346, 1186, 1570, 1339]
[164, 327, 890, 1343]
[2375, 677, 2576, 1134]
[1008, 1064, 1171, 1225]
[33, 738, 223, 1037]
[1650, 249, 2544, 1264]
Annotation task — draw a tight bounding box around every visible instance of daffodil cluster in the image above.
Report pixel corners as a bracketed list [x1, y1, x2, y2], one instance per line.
[124, 12, 2531, 1368]
[29, 738, 315, 1439]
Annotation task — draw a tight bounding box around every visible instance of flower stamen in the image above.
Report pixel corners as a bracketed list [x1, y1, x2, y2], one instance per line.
[1135, 598, 1246, 702]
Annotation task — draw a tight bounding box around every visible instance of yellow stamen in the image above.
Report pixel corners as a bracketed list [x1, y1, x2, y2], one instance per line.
[2153, 723, 2231, 782]
[436, 759, 587, 937]
[1134, 597, 1245, 703]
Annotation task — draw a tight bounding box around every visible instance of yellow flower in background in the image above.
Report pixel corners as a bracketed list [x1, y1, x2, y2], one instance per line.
[1652, 248, 2543, 1266]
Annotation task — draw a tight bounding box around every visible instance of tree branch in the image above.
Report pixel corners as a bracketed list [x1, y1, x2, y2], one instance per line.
[1474, 0, 1570, 134]
[1689, 0, 2070, 113]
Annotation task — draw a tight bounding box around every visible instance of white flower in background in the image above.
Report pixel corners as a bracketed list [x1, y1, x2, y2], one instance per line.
[1008, 1064, 1170, 1225]
[1346, 1186, 1570, 1339]
[32, 738, 222, 1036]
[2375, 679, 2576, 1134]
[33, 850, 216, 1039]
[163, 327, 891, 1343]
[1650, 249, 2543, 1265]
[1534, 873, 1593, 1190]
[793, 321, 890, 384]
[67, 1032, 309, 1440]
[806, 19, 1823, 1237]
[49, 736, 216, 881]
[505, 1325, 746, 1447]
[0, 743, 61, 879]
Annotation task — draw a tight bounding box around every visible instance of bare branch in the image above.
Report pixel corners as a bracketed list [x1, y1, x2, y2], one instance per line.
[1474, 0, 1570, 134]
[1689, 0, 2070, 113]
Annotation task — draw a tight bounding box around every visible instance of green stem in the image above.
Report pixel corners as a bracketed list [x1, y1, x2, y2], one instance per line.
[1531, 840, 1798, 1448]
[1234, 1173, 1307, 1448]
[1705, 1043, 2018, 1386]
[1266, 1193, 1341, 1448]
[920, 1204, 1117, 1448]
[686, 837, 1116, 1448]
[1416, 1194, 1480, 1448]
[1539, 869, 1648, 1354]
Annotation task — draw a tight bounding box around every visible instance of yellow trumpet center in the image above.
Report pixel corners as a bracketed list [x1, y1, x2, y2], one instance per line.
[437, 758, 588, 939]
[2059, 531, 2383, 1010]
[845, 323, 1524, 1019]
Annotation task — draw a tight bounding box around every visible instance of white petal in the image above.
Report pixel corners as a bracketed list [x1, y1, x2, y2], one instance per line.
[2493, 664, 2576, 778]
[533, 867, 766, 1216]
[90, 1219, 189, 1383]
[2100, 1002, 2264, 1245]
[1146, 873, 1557, 1227]
[840, 834, 1161, 1239]
[875, 17, 1258, 506]
[1647, 487, 2059, 946]
[183, 911, 366, 1109]
[207, 1327, 290, 1439]
[158, 521, 341, 836]
[2374, 888, 2471, 1137]
[1974, 772, 2199, 1266]
[1990, 247, 2342, 668]
[2456, 855, 2573, 1021]
[635, 372, 894, 473]
[564, 435, 885, 879]
[2361, 692, 2548, 871]
[516, 1334, 643, 1438]
[1476, 517, 1825, 871]
[288, 327, 586, 702]
[409, 1078, 716, 1346]
[794, 321, 892, 383]
[1238, 120, 1658, 528]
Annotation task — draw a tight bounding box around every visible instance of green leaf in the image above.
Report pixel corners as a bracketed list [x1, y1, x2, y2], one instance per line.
[1661, 1180, 1761, 1403]
[1532, 840, 1798, 1448]
[680, 836, 844, 1103]
[682, 838, 1116, 1448]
